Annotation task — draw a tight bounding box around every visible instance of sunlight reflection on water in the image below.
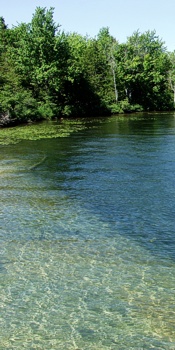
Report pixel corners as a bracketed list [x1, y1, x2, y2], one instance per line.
[1, 114, 175, 349]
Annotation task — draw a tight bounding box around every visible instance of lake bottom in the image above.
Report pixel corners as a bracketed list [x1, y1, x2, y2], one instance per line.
[1, 114, 175, 349]
[1, 202, 175, 349]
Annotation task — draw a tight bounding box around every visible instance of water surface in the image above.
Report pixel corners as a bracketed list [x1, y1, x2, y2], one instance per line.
[0, 113, 175, 349]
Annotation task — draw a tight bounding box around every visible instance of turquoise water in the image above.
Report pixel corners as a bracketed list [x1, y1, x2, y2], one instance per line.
[0, 113, 175, 349]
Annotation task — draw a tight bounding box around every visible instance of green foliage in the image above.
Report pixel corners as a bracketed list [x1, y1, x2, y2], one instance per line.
[168, 51, 175, 105]
[0, 89, 38, 121]
[110, 100, 143, 114]
[115, 31, 172, 110]
[0, 49, 39, 122]
[0, 8, 174, 127]
[37, 98, 59, 119]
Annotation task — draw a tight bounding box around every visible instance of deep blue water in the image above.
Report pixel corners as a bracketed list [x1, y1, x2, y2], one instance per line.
[0, 113, 175, 349]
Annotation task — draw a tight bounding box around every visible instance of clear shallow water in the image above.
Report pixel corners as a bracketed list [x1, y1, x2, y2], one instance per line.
[0, 113, 175, 349]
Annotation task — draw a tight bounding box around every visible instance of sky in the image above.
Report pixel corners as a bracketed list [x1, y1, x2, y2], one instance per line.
[1, 0, 175, 51]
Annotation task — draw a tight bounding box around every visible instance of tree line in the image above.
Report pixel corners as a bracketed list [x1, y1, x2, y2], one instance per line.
[0, 7, 175, 126]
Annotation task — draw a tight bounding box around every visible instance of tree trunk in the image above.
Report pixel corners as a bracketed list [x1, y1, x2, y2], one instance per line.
[112, 67, 118, 102]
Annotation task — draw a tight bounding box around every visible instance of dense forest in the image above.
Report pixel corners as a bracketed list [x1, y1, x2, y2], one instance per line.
[1, 7, 175, 126]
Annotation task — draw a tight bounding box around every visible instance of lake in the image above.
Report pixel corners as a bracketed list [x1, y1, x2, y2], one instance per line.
[0, 113, 175, 349]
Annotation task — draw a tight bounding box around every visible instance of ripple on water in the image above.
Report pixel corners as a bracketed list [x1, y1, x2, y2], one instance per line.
[1, 210, 175, 349]
[1, 114, 175, 349]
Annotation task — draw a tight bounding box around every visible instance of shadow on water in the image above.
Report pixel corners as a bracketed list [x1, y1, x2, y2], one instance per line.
[1, 112, 175, 260]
